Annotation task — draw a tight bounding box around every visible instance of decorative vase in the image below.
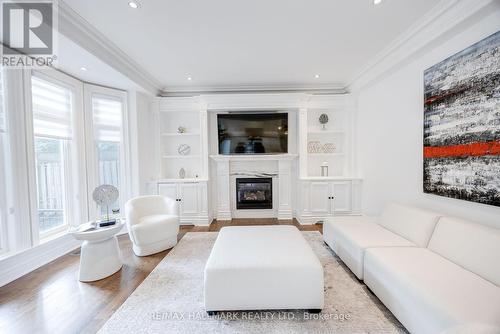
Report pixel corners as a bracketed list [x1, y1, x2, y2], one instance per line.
[177, 126, 186, 133]
[179, 168, 186, 179]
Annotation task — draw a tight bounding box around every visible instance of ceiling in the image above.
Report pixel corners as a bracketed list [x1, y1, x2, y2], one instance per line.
[62, 0, 440, 92]
[57, 33, 145, 92]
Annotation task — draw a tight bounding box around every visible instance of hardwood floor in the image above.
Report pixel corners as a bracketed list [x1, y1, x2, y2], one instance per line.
[0, 219, 322, 334]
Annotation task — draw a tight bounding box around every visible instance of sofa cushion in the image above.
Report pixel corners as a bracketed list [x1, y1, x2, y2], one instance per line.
[428, 217, 500, 287]
[364, 247, 500, 334]
[323, 216, 415, 279]
[131, 214, 179, 245]
[378, 203, 440, 247]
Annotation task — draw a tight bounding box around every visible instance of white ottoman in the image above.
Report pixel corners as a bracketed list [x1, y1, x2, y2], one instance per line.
[204, 225, 324, 313]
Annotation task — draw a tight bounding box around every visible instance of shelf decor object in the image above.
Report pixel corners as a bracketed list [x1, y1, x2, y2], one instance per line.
[321, 162, 329, 177]
[319, 113, 329, 130]
[308, 141, 322, 153]
[178, 144, 191, 155]
[92, 184, 119, 223]
[177, 126, 186, 133]
[179, 168, 186, 179]
[323, 143, 336, 153]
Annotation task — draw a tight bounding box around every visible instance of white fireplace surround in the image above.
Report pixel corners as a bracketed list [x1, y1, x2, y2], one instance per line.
[210, 154, 297, 220]
[154, 93, 360, 225]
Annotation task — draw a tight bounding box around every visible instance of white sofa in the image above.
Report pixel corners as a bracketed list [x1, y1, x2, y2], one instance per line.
[323, 203, 441, 279]
[324, 204, 500, 334]
[204, 225, 324, 313]
[125, 195, 179, 256]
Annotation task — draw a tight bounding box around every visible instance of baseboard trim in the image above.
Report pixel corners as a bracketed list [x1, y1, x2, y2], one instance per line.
[0, 233, 82, 288]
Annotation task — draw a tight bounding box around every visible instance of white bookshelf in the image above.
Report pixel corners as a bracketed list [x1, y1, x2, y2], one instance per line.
[303, 106, 352, 178]
[157, 99, 208, 180]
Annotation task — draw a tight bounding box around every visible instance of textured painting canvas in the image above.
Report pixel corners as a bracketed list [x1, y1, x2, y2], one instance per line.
[423, 30, 500, 207]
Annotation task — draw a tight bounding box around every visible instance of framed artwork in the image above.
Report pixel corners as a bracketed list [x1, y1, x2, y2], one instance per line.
[423, 30, 500, 207]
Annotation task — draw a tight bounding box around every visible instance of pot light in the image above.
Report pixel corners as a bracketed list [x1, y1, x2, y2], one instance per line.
[373, 0, 382, 4]
[128, 1, 139, 9]
[187, 76, 193, 81]
[314, 74, 320, 79]
[80, 66, 88, 71]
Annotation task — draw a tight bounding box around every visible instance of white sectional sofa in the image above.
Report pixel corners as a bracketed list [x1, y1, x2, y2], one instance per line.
[323, 203, 441, 279]
[324, 204, 500, 334]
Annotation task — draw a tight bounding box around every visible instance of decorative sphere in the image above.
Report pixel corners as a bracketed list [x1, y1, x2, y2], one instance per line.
[319, 113, 329, 125]
[92, 184, 119, 206]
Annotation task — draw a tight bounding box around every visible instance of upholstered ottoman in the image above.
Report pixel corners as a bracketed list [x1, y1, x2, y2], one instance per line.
[204, 225, 324, 314]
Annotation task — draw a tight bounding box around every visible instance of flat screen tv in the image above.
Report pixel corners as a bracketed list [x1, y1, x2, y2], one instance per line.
[218, 112, 288, 155]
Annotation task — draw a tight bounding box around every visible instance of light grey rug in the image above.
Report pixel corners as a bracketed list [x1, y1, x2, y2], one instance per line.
[98, 232, 407, 334]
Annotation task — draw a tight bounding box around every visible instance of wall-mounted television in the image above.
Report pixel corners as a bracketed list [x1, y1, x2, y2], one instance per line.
[218, 112, 288, 155]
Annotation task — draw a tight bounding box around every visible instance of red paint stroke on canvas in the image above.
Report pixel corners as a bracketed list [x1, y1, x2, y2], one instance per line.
[424, 141, 500, 158]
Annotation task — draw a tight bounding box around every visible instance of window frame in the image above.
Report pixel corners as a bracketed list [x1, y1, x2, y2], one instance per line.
[0, 67, 8, 255]
[83, 84, 130, 221]
[25, 69, 87, 243]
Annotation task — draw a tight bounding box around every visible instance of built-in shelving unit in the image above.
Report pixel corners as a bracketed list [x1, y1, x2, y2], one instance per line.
[154, 97, 211, 226]
[157, 99, 207, 180]
[303, 105, 351, 178]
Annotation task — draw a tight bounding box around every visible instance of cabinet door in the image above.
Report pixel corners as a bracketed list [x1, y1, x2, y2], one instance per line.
[158, 183, 178, 201]
[179, 183, 199, 216]
[309, 182, 331, 215]
[332, 181, 352, 214]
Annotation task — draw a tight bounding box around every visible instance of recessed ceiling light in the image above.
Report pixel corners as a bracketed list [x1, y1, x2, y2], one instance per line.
[314, 74, 320, 79]
[128, 1, 139, 9]
[187, 76, 193, 81]
[373, 0, 382, 5]
[80, 66, 88, 71]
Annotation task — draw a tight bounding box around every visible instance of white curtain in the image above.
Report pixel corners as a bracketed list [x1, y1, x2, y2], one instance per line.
[0, 68, 5, 133]
[92, 96, 122, 142]
[32, 76, 73, 139]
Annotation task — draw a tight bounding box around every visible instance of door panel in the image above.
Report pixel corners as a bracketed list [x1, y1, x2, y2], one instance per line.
[332, 181, 352, 213]
[158, 183, 177, 201]
[179, 183, 199, 216]
[309, 182, 331, 215]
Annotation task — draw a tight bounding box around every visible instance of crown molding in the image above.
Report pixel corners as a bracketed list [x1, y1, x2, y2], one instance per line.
[160, 83, 348, 97]
[58, 1, 163, 95]
[347, 0, 496, 92]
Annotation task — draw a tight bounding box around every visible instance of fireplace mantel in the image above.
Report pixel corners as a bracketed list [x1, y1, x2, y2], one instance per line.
[209, 154, 298, 162]
[211, 154, 295, 220]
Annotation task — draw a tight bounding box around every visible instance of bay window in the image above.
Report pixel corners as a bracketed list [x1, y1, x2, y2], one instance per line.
[0, 67, 130, 257]
[30, 73, 84, 239]
[85, 85, 129, 220]
[0, 67, 8, 254]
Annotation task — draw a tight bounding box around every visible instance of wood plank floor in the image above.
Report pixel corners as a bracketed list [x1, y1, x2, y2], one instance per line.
[0, 219, 322, 334]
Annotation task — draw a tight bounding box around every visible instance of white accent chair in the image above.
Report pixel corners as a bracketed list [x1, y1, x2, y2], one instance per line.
[125, 195, 179, 256]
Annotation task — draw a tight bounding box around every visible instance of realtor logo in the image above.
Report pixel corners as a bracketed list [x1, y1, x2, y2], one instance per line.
[1, 0, 57, 67]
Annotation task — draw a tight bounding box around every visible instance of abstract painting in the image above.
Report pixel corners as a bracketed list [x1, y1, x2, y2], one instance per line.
[423, 30, 500, 207]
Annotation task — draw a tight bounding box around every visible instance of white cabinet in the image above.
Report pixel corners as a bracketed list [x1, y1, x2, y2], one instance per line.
[309, 182, 331, 215]
[297, 179, 360, 224]
[158, 181, 210, 226]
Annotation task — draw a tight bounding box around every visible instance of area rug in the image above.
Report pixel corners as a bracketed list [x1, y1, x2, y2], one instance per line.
[98, 232, 407, 334]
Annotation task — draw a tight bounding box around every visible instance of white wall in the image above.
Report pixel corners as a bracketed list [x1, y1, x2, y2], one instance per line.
[354, 6, 500, 228]
[132, 92, 157, 195]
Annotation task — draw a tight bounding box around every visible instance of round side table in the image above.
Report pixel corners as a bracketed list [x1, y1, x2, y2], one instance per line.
[70, 220, 124, 282]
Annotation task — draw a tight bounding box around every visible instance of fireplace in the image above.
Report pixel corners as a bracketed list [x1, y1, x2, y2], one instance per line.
[236, 178, 273, 210]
